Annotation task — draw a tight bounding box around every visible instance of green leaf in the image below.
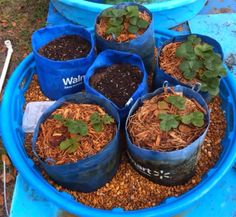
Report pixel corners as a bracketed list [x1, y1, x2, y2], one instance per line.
[90, 112, 101, 124]
[187, 35, 202, 45]
[202, 70, 219, 78]
[137, 18, 149, 29]
[204, 54, 222, 70]
[129, 16, 138, 25]
[126, 6, 139, 17]
[176, 42, 194, 58]
[217, 65, 227, 77]
[59, 138, 79, 153]
[109, 17, 123, 27]
[90, 112, 114, 132]
[208, 86, 220, 96]
[93, 123, 103, 132]
[191, 112, 204, 127]
[106, 26, 123, 37]
[159, 113, 180, 132]
[64, 119, 88, 136]
[53, 114, 64, 121]
[179, 61, 196, 80]
[157, 101, 169, 110]
[112, 8, 127, 17]
[101, 9, 115, 18]
[128, 24, 139, 34]
[167, 95, 186, 110]
[181, 113, 193, 125]
[66, 143, 79, 154]
[181, 112, 204, 127]
[102, 114, 114, 124]
[194, 43, 213, 58]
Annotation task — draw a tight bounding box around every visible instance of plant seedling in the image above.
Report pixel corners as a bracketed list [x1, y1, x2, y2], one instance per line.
[90, 112, 115, 132]
[53, 114, 88, 153]
[101, 5, 150, 38]
[158, 111, 205, 132]
[175, 35, 226, 96]
[167, 95, 186, 110]
[159, 113, 180, 132]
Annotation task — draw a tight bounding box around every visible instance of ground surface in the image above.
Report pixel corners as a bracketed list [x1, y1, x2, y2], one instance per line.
[0, 0, 48, 216]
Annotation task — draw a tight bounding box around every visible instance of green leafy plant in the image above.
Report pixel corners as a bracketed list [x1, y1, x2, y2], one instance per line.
[53, 114, 88, 153]
[175, 35, 226, 96]
[90, 112, 115, 132]
[159, 113, 180, 131]
[59, 137, 80, 154]
[101, 5, 150, 38]
[167, 95, 186, 110]
[158, 111, 205, 132]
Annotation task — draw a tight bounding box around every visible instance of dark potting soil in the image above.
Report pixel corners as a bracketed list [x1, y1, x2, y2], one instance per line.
[90, 64, 143, 108]
[38, 35, 91, 61]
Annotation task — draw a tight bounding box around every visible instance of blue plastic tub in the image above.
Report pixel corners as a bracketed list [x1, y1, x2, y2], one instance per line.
[51, 0, 207, 29]
[1, 44, 236, 216]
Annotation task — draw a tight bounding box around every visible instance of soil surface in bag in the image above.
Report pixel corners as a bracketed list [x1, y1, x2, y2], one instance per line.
[38, 35, 91, 61]
[96, 7, 151, 43]
[25, 75, 226, 210]
[90, 64, 143, 108]
[128, 88, 207, 151]
[36, 103, 116, 165]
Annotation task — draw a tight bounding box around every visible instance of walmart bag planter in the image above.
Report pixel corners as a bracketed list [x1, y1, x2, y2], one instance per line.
[154, 34, 226, 102]
[95, 2, 155, 74]
[84, 49, 148, 121]
[32, 92, 121, 192]
[126, 85, 210, 185]
[32, 24, 96, 100]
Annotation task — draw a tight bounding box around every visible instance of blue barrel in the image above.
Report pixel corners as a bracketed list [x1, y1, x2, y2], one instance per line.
[1, 56, 236, 216]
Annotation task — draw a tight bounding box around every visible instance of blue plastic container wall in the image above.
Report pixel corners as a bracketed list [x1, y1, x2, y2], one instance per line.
[51, 0, 207, 29]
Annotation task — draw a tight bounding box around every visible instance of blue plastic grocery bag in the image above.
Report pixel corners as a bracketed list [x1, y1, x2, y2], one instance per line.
[95, 2, 155, 73]
[125, 85, 210, 185]
[32, 92, 121, 192]
[84, 49, 148, 121]
[32, 24, 96, 100]
[154, 34, 224, 102]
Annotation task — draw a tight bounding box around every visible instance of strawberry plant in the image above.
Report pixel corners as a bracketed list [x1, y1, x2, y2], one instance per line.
[90, 112, 115, 132]
[175, 35, 226, 96]
[53, 114, 88, 153]
[100, 5, 150, 38]
[157, 95, 205, 132]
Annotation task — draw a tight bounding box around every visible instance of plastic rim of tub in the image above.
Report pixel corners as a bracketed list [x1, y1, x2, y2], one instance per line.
[54, 0, 199, 11]
[51, 0, 207, 29]
[1, 53, 236, 217]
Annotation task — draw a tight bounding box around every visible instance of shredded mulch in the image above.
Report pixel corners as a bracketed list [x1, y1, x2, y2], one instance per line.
[38, 35, 91, 61]
[159, 42, 199, 85]
[90, 64, 143, 108]
[128, 88, 207, 151]
[96, 11, 151, 42]
[24, 77, 226, 210]
[35, 103, 116, 165]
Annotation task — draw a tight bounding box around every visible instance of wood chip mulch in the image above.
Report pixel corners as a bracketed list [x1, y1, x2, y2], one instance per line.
[24, 75, 226, 211]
